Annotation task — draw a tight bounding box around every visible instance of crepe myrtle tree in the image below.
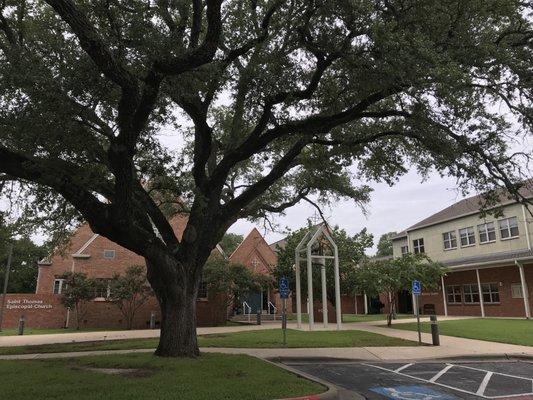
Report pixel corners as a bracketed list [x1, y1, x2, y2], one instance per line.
[0, 1, 531, 357]
[348, 254, 445, 326]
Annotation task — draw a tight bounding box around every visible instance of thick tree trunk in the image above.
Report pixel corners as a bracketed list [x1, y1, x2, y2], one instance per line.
[146, 257, 200, 357]
[155, 287, 199, 357]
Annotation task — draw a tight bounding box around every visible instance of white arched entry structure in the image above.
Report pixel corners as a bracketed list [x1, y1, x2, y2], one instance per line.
[294, 224, 342, 331]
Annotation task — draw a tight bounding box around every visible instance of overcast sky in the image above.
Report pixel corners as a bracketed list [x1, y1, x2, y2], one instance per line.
[227, 171, 466, 254]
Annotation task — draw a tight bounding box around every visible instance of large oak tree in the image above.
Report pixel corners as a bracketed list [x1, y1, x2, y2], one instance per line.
[0, 0, 531, 357]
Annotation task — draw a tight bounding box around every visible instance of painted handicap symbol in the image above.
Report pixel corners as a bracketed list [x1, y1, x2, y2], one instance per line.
[371, 385, 458, 400]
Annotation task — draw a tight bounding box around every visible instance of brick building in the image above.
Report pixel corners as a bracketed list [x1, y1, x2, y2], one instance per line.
[229, 228, 290, 316]
[389, 182, 533, 318]
[2, 214, 227, 330]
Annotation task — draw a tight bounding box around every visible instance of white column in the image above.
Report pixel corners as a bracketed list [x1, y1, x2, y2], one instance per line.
[364, 293, 368, 314]
[334, 245, 342, 330]
[295, 257, 302, 329]
[441, 275, 448, 316]
[306, 246, 314, 330]
[476, 269, 485, 318]
[320, 261, 328, 328]
[517, 261, 531, 319]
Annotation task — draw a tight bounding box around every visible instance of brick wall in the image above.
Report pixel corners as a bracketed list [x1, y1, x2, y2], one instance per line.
[379, 262, 533, 318]
[0, 294, 67, 329]
[0, 292, 228, 330]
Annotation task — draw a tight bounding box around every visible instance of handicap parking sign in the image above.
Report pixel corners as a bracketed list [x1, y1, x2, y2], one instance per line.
[412, 280, 421, 295]
[371, 385, 457, 400]
[279, 277, 290, 299]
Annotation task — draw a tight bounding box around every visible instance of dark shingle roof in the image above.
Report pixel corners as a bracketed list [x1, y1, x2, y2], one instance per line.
[441, 248, 533, 268]
[405, 180, 533, 232]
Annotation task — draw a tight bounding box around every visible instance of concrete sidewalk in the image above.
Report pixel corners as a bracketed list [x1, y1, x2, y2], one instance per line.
[0, 323, 279, 347]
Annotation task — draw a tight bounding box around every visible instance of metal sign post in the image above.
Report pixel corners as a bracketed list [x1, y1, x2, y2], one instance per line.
[412, 280, 422, 345]
[279, 277, 290, 346]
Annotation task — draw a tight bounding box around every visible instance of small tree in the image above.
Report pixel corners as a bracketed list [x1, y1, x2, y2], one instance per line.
[109, 265, 153, 330]
[202, 258, 268, 319]
[218, 233, 244, 256]
[60, 272, 96, 330]
[351, 253, 444, 326]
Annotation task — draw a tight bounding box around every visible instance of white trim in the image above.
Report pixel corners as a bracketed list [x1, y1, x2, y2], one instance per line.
[441, 275, 448, 316]
[476, 269, 485, 318]
[74, 233, 99, 255]
[447, 255, 533, 271]
[516, 260, 531, 319]
[523, 204, 532, 250]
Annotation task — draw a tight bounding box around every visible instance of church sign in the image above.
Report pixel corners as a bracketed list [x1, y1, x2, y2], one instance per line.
[6, 298, 54, 310]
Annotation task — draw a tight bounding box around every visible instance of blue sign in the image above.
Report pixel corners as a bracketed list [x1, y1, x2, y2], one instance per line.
[371, 385, 457, 400]
[412, 280, 422, 295]
[279, 277, 290, 299]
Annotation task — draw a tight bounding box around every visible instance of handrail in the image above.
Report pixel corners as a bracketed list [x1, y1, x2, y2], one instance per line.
[243, 301, 252, 323]
[267, 301, 277, 320]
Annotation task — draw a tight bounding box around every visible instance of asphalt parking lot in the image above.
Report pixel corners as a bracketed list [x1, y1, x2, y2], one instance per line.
[284, 360, 533, 399]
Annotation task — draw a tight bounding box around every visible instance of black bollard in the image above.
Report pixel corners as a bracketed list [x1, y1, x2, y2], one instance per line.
[150, 311, 156, 329]
[18, 315, 25, 335]
[430, 315, 440, 346]
[256, 308, 262, 325]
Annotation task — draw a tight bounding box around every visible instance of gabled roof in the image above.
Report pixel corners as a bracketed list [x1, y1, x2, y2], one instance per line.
[229, 228, 277, 271]
[399, 180, 533, 234]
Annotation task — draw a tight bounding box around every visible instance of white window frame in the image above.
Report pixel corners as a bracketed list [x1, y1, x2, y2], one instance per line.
[459, 226, 476, 247]
[511, 283, 524, 299]
[446, 285, 462, 304]
[442, 231, 457, 250]
[400, 245, 409, 255]
[498, 217, 519, 240]
[94, 278, 112, 300]
[463, 284, 480, 304]
[481, 282, 500, 304]
[478, 222, 496, 244]
[413, 238, 425, 254]
[53, 279, 66, 294]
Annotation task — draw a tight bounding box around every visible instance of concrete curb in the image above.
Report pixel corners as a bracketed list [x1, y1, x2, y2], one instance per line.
[265, 359, 364, 400]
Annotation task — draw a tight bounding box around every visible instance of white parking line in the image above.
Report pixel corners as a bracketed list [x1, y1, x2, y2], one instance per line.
[361, 362, 533, 399]
[394, 363, 413, 373]
[429, 364, 454, 383]
[476, 372, 493, 396]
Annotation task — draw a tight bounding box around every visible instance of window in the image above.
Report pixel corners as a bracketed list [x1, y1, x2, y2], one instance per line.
[499, 217, 519, 239]
[400, 245, 409, 255]
[478, 222, 496, 243]
[442, 231, 457, 250]
[198, 280, 208, 299]
[53, 279, 66, 294]
[482, 283, 500, 303]
[511, 283, 524, 299]
[413, 238, 425, 254]
[94, 278, 111, 299]
[459, 227, 476, 247]
[103, 249, 116, 260]
[463, 284, 480, 303]
[446, 285, 462, 304]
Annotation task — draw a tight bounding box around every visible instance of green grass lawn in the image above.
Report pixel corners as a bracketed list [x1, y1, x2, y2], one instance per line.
[0, 329, 416, 355]
[0, 352, 324, 400]
[394, 318, 533, 346]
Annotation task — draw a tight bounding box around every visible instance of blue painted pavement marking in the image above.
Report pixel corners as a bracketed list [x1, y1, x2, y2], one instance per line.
[370, 385, 459, 400]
